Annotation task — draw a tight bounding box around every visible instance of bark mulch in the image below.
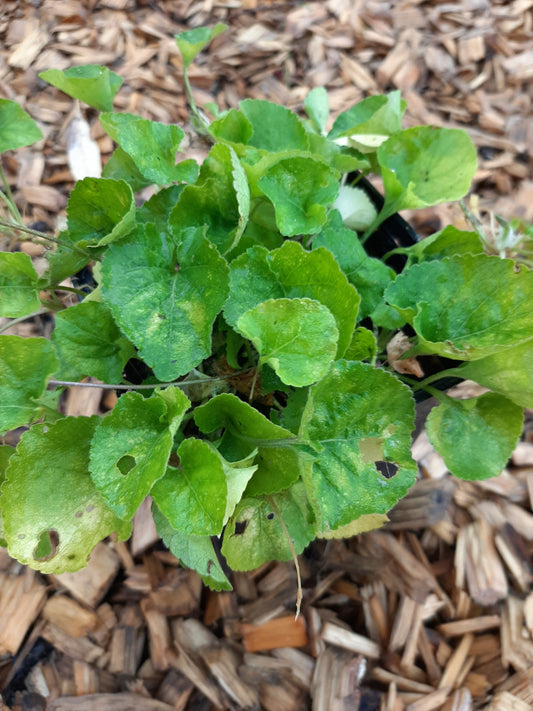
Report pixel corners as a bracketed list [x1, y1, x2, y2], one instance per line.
[1, 1, 533, 709]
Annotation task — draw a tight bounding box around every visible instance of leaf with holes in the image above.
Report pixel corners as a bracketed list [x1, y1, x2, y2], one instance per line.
[221, 481, 315, 571]
[194, 393, 299, 496]
[385, 254, 533, 360]
[299, 360, 417, 532]
[225, 240, 359, 356]
[90, 388, 190, 520]
[0, 336, 58, 434]
[427, 393, 523, 481]
[237, 298, 338, 387]
[39, 65, 123, 112]
[52, 301, 135, 382]
[2, 417, 131, 573]
[101, 223, 230, 380]
[153, 505, 231, 590]
[0, 252, 41, 318]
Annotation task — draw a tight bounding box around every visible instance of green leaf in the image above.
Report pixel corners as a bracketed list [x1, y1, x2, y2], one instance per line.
[304, 87, 329, 134]
[426, 393, 523, 481]
[0, 336, 58, 433]
[151, 439, 227, 536]
[403, 226, 484, 264]
[2, 417, 131, 573]
[0, 99, 42, 153]
[90, 388, 190, 520]
[258, 156, 339, 236]
[328, 92, 406, 149]
[169, 143, 250, 254]
[154, 505, 231, 590]
[39, 65, 123, 112]
[313, 211, 401, 327]
[67, 177, 135, 247]
[175, 24, 227, 69]
[457, 340, 533, 409]
[194, 393, 299, 496]
[344, 327, 377, 361]
[225, 240, 359, 356]
[44, 240, 92, 287]
[0, 445, 14, 475]
[377, 126, 477, 214]
[0, 252, 40, 317]
[385, 254, 533, 360]
[237, 298, 338, 387]
[100, 113, 196, 186]
[101, 223, 229, 380]
[52, 301, 135, 382]
[299, 360, 417, 532]
[221, 482, 315, 571]
[136, 185, 185, 233]
[239, 100, 308, 151]
[102, 146, 152, 192]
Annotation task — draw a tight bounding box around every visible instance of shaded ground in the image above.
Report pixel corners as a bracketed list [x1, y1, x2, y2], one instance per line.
[1, 1, 533, 709]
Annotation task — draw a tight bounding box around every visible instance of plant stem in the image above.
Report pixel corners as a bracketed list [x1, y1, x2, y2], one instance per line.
[0, 217, 94, 259]
[48, 371, 255, 392]
[267, 495, 303, 619]
[0, 164, 23, 223]
[0, 308, 49, 334]
[182, 69, 210, 135]
[398, 366, 464, 394]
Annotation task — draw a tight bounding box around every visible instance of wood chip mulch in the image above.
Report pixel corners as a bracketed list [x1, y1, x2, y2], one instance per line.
[1, 2, 533, 710]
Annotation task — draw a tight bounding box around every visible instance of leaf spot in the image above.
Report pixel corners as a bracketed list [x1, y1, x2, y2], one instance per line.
[33, 529, 59, 562]
[86, 505, 95, 513]
[234, 520, 248, 535]
[375, 461, 399, 479]
[75, 511, 83, 518]
[266, 512, 275, 520]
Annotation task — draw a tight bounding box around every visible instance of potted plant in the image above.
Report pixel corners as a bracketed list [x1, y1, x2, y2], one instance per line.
[0, 26, 531, 602]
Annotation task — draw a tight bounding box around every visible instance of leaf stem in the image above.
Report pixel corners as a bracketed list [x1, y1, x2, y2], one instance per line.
[0, 217, 94, 259]
[0, 307, 50, 334]
[398, 366, 464, 394]
[267, 495, 303, 620]
[48, 371, 256, 392]
[0, 164, 23, 223]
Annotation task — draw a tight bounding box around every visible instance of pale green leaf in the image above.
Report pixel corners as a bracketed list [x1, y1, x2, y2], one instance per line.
[385, 254, 533, 360]
[426, 393, 523, 481]
[2, 417, 131, 573]
[0, 336, 58, 433]
[304, 87, 329, 134]
[328, 92, 406, 149]
[299, 360, 417, 532]
[237, 298, 338, 387]
[221, 482, 315, 571]
[378, 126, 477, 213]
[89, 388, 190, 520]
[0, 252, 40, 317]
